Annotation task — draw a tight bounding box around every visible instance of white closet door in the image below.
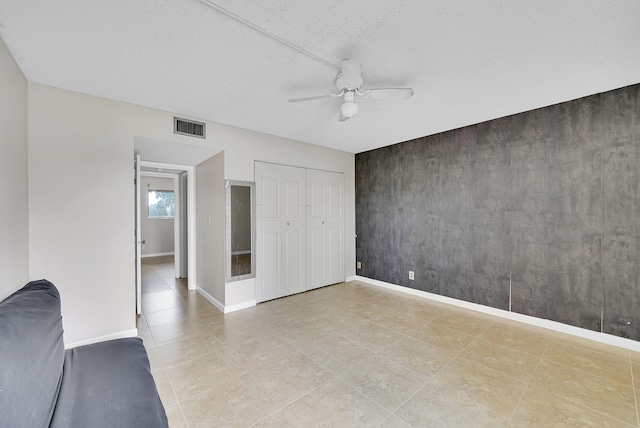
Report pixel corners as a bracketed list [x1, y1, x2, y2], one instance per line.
[256, 162, 306, 302]
[306, 169, 345, 290]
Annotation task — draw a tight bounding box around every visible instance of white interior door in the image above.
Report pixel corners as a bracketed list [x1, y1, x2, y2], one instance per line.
[135, 154, 142, 315]
[306, 169, 345, 290]
[256, 162, 306, 302]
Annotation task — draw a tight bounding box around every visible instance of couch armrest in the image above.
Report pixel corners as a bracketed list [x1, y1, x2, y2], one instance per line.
[0, 280, 65, 428]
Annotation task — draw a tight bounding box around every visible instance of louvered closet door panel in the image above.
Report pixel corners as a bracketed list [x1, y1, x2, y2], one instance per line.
[306, 169, 345, 290]
[256, 162, 306, 302]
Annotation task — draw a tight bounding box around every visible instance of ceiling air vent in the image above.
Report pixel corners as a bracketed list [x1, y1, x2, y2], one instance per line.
[174, 117, 205, 139]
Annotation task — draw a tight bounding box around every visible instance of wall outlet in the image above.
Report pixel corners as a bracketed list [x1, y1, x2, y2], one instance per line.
[356, 261, 362, 269]
[409, 271, 414, 280]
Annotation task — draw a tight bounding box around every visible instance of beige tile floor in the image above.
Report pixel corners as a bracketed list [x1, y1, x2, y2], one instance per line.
[138, 256, 640, 427]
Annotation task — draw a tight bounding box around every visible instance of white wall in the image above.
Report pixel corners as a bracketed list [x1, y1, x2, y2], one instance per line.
[0, 36, 29, 300]
[28, 85, 138, 344]
[140, 175, 174, 256]
[195, 152, 225, 304]
[27, 82, 354, 344]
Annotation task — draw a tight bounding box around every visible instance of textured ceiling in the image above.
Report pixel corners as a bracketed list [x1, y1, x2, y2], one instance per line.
[1, 1, 639, 153]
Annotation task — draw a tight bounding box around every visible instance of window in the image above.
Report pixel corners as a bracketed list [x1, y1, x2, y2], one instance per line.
[148, 190, 175, 218]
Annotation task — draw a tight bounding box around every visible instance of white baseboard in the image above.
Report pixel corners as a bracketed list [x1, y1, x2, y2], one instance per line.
[196, 286, 256, 314]
[196, 286, 225, 313]
[225, 300, 257, 313]
[350, 275, 640, 353]
[142, 252, 175, 258]
[65, 328, 139, 349]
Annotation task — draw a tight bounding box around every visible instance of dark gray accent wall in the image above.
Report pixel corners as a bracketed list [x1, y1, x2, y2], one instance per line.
[355, 83, 640, 340]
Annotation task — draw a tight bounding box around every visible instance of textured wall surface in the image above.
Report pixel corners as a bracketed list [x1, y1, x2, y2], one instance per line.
[355, 83, 640, 340]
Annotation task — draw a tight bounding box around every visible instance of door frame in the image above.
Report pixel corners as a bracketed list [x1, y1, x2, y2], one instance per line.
[135, 155, 142, 314]
[139, 170, 182, 275]
[137, 160, 196, 291]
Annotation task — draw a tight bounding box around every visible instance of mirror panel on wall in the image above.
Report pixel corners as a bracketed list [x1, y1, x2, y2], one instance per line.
[225, 180, 256, 283]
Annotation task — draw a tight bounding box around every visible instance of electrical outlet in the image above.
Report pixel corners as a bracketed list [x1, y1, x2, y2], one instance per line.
[409, 271, 414, 280]
[356, 261, 362, 269]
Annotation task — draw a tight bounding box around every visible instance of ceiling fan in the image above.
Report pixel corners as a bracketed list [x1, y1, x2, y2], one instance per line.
[289, 59, 414, 122]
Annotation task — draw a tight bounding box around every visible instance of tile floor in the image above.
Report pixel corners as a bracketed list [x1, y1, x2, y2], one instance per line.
[138, 256, 640, 427]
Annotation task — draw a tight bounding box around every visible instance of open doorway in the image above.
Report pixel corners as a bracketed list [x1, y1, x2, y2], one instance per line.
[139, 169, 186, 278]
[134, 136, 222, 315]
[135, 160, 195, 315]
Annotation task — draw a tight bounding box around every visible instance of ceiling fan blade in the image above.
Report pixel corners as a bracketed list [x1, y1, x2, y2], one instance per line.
[289, 93, 340, 103]
[360, 88, 414, 100]
[338, 111, 351, 122]
[341, 59, 362, 89]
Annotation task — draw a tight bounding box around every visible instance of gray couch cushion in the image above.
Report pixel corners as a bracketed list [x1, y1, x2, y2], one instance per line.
[0, 280, 65, 428]
[50, 337, 168, 428]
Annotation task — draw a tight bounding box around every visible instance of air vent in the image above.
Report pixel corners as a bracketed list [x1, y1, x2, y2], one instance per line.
[174, 117, 205, 138]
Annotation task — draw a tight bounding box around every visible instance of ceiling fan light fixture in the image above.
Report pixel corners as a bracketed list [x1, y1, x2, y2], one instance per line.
[336, 71, 364, 91]
[288, 58, 413, 121]
[340, 100, 358, 118]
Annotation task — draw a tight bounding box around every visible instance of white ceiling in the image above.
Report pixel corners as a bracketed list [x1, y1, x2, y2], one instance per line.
[1, 1, 639, 154]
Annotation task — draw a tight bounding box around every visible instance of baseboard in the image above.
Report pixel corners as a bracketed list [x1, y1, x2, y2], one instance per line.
[142, 252, 175, 258]
[196, 286, 257, 314]
[196, 286, 225, 313]
[65, 328, 139, 349]
[224, 300, 257, 313]
[351, 275, 640, 353]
